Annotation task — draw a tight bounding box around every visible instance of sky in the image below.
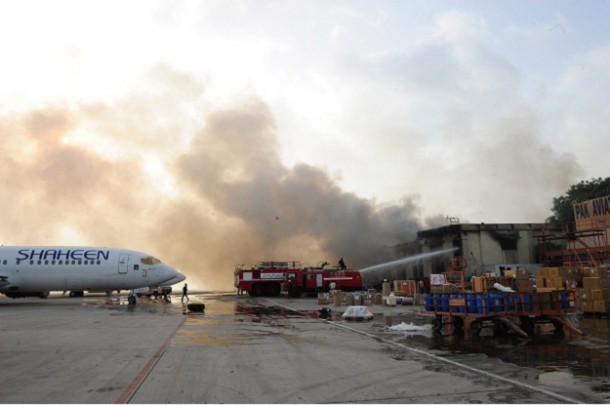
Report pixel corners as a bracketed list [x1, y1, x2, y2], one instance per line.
[1, 0, 609, 290]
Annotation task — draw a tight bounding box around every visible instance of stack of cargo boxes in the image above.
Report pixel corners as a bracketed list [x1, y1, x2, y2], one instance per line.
[471, 269, 534, 293]
[580, 267, 610, 315]
[535, 267, 573, 292]
[393, 280, 419, 305]
[533, 266, 609, 315]
[393, 280, 417, 297]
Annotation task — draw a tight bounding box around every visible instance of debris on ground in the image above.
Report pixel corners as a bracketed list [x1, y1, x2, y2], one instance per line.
[341, 305, 374, 321]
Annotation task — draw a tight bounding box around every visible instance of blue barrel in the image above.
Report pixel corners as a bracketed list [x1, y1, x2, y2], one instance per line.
[466, 294, 478, 313]
[495, 293, 508, 312]
[458, 293, 466, 313]
[477, 293, 489, 314]
[432, 294, 441, 311]
[441, 294, 449, 312]
[523, 293, 532, 311]
[449, 294, 458, 313]
[424, 294, 434, 311]
[488, 293, 497, 313]
[504, 293, 510, 311]
[513, 294, 523, 311]
[560, 292, 569, 309]
[434, 294, 445, 312]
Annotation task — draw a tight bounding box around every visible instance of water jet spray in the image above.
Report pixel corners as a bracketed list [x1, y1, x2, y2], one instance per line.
[358, 247, 458, 275]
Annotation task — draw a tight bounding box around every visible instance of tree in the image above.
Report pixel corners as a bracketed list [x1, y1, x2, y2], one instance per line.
[548, 177, 610, 227]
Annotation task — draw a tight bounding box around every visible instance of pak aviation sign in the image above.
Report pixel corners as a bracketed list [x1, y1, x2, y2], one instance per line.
[573, 195, 610, 231]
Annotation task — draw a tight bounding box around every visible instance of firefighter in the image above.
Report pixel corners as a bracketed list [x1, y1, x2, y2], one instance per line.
[338, 257, 346, 270]
[127, 290, 136, 311]
[181, 283, 189, 304]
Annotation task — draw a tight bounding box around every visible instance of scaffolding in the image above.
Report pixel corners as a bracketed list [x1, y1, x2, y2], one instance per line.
[536, 223, 610, 270]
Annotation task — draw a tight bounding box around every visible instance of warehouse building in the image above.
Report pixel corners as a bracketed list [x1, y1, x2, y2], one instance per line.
[415, 223, 556, 278]
[380, 223, 564, 285]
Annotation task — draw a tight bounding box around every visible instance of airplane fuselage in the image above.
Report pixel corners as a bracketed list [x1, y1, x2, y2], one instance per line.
[0, 246, 185, 297]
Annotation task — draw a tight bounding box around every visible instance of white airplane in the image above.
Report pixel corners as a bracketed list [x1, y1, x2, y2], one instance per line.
[0, 246, 186, 299]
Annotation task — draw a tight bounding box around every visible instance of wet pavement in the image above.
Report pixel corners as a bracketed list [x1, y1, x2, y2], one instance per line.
[265, 294, 610, 403]
[0, 292, 609, 403]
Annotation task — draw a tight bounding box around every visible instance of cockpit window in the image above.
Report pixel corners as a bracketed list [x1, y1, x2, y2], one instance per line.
[140, 256, 162, 265]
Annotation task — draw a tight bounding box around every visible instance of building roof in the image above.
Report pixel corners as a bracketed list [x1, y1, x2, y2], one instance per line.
[417, 223, 558, 238]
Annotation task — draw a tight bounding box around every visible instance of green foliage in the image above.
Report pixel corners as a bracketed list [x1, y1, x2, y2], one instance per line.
[548, 177, 610, 226]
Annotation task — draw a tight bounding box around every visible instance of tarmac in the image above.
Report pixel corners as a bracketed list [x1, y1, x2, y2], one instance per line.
[0, 292, 605, 403]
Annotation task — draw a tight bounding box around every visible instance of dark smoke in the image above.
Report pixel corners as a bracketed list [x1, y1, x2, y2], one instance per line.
[167, 99, 424, 288]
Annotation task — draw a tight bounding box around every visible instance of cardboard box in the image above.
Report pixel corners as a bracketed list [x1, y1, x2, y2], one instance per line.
[430, 284, 455, 294]
[584, 301, 595, 313]
[583, 277, 602, 291]
[590, 289, 610, 301]
[545, 267, 561, 278]
[393, 280, 416, 297]
[539, 267, 571, 279]
[580, 267, 609, 279]
[430, 274, 446, 285]
[515, 279, 535, 293]
[516, 269, 530, 279]
[504, 269, 517, 278]
[497, 277, 513, 288]
[473, 277, 485, 293]
[592, 299, 610, 314]
[546, 277, 566, 289]
[483, 277, 497, 292]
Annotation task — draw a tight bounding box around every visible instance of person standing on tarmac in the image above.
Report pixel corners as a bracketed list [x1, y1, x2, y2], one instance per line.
[181, 283, 189, 304]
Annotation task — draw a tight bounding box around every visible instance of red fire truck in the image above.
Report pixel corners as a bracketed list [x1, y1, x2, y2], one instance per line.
[234, 261, 364, 297]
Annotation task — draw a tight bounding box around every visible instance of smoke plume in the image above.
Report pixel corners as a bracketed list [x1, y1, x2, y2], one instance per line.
[0, 75, 426, 290]
[166, 99, 425, 288]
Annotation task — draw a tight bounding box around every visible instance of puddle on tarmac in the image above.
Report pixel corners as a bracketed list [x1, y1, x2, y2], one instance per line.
[184, 317, 221, 326]
[234, 303, 302, 318]
[425, 318, 610, 379]
[173, 330, 241, 347]
[173, 298, 317, 347]
[381, 312, 610, 400]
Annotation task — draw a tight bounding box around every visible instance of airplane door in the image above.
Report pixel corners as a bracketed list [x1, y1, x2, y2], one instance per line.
[118, 254, 129, 274]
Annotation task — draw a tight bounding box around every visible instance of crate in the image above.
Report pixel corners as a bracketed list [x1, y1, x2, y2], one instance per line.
[393, 280, 416, 297]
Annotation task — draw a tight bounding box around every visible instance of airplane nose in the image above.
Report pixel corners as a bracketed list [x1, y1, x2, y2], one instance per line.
[161, 267, 186, 285]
